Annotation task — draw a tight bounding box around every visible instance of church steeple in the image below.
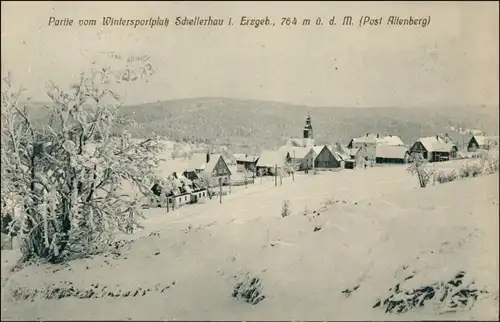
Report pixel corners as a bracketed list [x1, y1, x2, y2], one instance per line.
[303, 112, 314, 139]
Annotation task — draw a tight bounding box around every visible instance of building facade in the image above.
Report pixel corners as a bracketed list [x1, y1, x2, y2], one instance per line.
[313, 145, 342, 168]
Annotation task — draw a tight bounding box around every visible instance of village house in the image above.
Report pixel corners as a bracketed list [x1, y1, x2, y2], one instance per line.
[375, 145, 410, 164]
[347, 133, 405, 161]
[409, 135, 458, 162]
[149, 173, 207, 209]
[285, 113, 316, 148]
[332, 142, 351, 161]
[347, 133, 378, 162]
[434, 132, 472, 151]
[314, 145, 342, 169]
[186, 152, 232, 185]
[288, 146, 315, 171]
[236, 155, 260, 172]
[467, 135, 499, 152]
[256, 150, 292, 176]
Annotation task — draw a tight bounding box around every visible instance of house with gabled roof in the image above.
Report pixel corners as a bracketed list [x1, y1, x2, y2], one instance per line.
[409, 135, 458, 162]
[236, 155, 260, 172]
[347, 133, 378, 162]
[289, 146, 315, 171]
[149, 173, 208, 209]
[375, 145, 409, 164]
[467, 135, 499, 152]
[347, 133, 406, 163]
[186, 153, 232, 184]
[256, 150, 291, 176]
[314, 145, 342, 169]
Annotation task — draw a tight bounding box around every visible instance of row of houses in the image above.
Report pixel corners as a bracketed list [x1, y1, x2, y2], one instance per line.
[149, 152, 233, 208]
[234, 145, 346, 177]
[148, 114, 498, 210]
[238, 114, 410, 174]
[235, 115, 499, 175]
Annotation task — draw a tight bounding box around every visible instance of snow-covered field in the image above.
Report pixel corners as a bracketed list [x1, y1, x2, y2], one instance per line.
[1, 160, 498, 320]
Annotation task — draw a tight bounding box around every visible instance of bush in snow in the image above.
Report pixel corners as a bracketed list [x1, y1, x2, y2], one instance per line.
[281, 199, 291, 218]
[459, 163, 483, 178]
[482, 150, 499, 174]
[232, 273, 266, 305]
[487, 157, 499, 173]
[0, 67, 163, 263]
[406, 154, 431, 188]
[435, 170, 458, 184]
[373, 271, 489, 314]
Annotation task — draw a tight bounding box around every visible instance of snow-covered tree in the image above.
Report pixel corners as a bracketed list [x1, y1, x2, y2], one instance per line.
[278, 159, 295, 178]
[1, 66, 163, 263]
[406, 153, 431, 188]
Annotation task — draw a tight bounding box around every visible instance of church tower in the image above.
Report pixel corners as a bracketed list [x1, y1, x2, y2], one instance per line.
[303, 112, 314, 139]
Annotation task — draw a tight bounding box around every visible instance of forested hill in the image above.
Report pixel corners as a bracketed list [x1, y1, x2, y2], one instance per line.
[119, 98, 498, 151]
[25, 97, 498, 153]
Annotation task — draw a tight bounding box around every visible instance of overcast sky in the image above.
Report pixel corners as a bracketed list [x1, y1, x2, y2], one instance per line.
[1, 1, 498, 108]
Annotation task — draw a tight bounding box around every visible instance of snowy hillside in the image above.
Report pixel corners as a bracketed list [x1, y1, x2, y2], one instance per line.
[2, 161, 498, 320]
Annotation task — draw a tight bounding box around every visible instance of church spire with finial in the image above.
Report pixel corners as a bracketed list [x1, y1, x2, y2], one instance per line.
[303, 111, 314, 139]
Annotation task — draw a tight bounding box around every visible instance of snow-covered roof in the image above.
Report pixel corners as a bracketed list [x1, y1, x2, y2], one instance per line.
[257, 150, 289, 168]
[351, 134, 405, 146]
[332, 142, 351, 160]
[376, 135, 405, 146]
[152, 173, 199, 196]
[331, 151, 343, 162]
[315, 145, 342, 161]
[245, 155, 260, 162]
[188, 153, 207, 170]
[278, 145, 293, 154]
[416, 137, 455, 152]
[473, 135, 499, 146]
[351, 134, 377, 145]
[376, 145, 408, 159]
[236, 155, 259, 163]
[291, 147, 314, 159]
[203, 154, 223, 174]
[312, 146, 324, 155]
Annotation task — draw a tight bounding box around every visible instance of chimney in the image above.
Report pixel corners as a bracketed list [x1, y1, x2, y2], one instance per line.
[366, 133, 369, 137]
[436, 135, 439, 141]
[376, 133, 379, 139]
[206, 152, 210, 163]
